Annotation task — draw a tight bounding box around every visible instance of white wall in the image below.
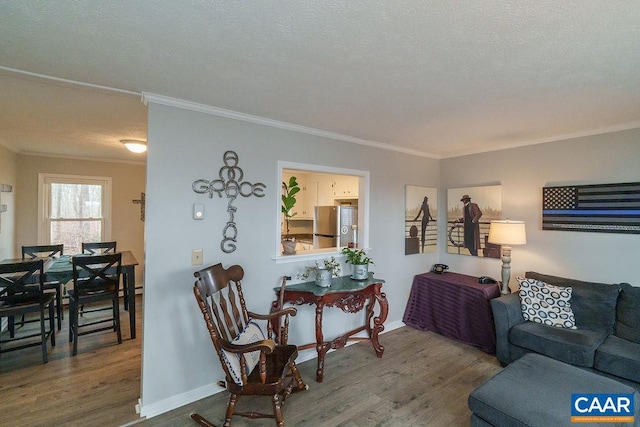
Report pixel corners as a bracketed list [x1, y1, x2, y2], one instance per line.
[140, 101, 440, 416]
[0, 144, 17, 260]
[440, 130, 640, 287]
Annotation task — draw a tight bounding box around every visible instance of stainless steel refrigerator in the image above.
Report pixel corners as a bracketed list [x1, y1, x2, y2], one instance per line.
[313, 205, 358, 249]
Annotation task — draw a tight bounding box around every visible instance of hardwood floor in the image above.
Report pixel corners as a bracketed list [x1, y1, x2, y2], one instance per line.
[0, 296, 143, 427]
[138, 327, 502, 427]
[1, 299, 502, 426]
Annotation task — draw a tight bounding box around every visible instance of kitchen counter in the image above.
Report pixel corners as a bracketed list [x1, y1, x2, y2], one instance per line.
[288, 233, 313, 243]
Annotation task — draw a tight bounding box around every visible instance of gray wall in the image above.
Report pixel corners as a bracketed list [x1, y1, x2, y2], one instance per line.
[440, 130, 640, 287]
[140, 101, 440, 415]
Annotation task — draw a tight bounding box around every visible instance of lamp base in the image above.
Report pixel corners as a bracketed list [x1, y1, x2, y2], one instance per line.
[500, 245, 512, 295]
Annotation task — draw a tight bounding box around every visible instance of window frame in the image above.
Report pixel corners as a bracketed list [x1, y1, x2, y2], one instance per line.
[37, 173, 112, 247]
[274, 161, 370, 264]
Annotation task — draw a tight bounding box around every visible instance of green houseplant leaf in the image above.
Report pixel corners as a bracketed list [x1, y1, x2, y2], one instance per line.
[281, 176, 300, 237]
[341, 247, 374, 265]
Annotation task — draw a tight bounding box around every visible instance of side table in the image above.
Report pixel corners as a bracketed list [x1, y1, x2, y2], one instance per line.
[403, 271, 500, 354]
[272, 273, 388, 382]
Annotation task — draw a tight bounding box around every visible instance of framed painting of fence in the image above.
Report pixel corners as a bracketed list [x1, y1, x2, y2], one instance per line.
[542, 181, 640, 234]
[447, 185, 502, 258]
[405, 186, 437, 255]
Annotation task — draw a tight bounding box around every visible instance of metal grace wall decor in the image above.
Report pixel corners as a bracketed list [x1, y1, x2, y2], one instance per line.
[192, 150, 266, 253]
[542, 181, 640, 234]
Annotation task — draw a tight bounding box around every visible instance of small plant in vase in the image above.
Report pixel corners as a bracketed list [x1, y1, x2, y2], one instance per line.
[341, 247, 374, 280]
[281, 176, 300, 255]
[298, 257, 341, 287]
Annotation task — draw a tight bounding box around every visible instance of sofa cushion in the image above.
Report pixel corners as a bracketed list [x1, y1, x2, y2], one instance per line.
[525, 272, 621, 333]
[615, 283, 640, 344]
[509, 321, 608, 367]
[517, 277, 576, 329]
[595, 335, 640, 384]
[468, 353, 640, 427]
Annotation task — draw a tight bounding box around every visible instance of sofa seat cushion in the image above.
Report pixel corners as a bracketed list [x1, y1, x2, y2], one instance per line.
[616, 283, 640, 344]
[525, 272, 620, 334]
[509, 321, 607, 367]
[595, 335, 640, 384]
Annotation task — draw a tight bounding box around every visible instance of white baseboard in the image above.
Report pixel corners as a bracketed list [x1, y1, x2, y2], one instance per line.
[138, 319, 405, 420]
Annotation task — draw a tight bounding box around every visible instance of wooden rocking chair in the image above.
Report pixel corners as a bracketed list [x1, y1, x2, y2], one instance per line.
[192, 263, 308, 426]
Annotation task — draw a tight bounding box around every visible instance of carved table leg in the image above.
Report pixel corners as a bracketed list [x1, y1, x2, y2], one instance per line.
[365, 294, 375, 337]
[371, 288, 388, 357]
[315, 302, 325, 382]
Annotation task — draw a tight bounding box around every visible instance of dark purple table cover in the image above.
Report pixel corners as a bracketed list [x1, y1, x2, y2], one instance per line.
[403, 271, 500, 354]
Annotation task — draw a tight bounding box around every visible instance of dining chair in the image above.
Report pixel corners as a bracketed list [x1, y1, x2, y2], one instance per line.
[191, 263, 307, 427]
[80, 241, 125, 314]
[68, 252, 122, 356]
[0, 259, 56, 363]
[81, 241, 117, 255]
[22, 244, 64, 330]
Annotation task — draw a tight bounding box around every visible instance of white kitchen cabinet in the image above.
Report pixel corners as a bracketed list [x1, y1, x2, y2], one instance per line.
[303, 181, 317, 219]
[283, 172, 314, 220]
[332, 176, 359, 199]
[316, 180, 334, 206]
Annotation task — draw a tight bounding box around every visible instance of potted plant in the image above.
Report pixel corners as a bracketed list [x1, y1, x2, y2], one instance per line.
[341, 247, 374, 280]
[281, 176, 300, 255]
[298, 257, 341, 287]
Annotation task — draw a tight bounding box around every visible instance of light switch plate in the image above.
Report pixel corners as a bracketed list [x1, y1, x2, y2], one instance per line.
[191, 249, 203, 266]
[193, 203, 204, 220]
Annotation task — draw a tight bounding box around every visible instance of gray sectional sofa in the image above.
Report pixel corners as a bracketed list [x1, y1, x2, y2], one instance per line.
[490, 271, 640, 390]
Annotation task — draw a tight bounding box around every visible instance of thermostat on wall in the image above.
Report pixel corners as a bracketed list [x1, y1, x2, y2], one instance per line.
[193, 203, 204, 220]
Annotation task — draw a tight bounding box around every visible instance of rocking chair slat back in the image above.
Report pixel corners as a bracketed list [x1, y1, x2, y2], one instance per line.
[194, 263, 249, 342]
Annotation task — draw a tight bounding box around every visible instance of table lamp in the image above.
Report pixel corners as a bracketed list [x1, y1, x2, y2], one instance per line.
[488, 220, 527, 294]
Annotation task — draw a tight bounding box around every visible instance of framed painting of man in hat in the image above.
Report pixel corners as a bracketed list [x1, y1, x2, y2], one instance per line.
[447, 185, 502, 258]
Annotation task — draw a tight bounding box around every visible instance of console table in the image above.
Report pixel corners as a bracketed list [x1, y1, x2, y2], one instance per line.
[272, 273, 388, 382]
[403, 272, 500, 354]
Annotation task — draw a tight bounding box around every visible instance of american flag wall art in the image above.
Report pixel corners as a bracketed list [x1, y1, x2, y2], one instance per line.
[542, 182, 640, 234]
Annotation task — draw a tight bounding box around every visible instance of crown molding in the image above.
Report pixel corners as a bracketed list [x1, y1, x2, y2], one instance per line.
[19, 150, 146, 166]
[440, 121, 640, 159]
[0, 66, 140, 97]
[142, 92, 441, 159]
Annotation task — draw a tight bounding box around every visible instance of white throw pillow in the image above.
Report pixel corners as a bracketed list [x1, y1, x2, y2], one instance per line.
[220, 319, 266, 385]
[517, 276, 577, 329]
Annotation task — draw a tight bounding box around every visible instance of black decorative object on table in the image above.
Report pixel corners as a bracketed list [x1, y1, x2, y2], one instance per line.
[432, 263, 449, 274]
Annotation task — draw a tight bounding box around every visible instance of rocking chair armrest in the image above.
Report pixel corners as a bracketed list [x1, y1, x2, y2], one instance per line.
[248, 307, 297, 320]
[219, 338, 276, 355]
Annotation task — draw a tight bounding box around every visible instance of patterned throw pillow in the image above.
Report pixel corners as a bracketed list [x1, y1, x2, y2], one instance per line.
[517, 277, 577, 329]
[220, 319, 266, 386]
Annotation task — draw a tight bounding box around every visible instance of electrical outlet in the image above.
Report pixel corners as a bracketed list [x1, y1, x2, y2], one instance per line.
[191, 249, 203, 266]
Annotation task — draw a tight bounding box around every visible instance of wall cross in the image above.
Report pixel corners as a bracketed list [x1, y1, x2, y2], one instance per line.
[192, 150, 266, 253]
[132, 192, 146, 221]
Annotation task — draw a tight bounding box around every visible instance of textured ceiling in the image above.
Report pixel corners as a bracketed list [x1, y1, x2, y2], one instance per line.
[1, 1, 639, 162]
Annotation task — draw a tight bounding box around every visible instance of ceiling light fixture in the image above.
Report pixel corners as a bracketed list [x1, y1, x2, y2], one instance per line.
[120, 139, 147, 154]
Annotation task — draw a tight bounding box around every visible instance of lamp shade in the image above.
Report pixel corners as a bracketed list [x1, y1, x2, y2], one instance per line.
[488, 220, 527, 245]
[120, 139, 147, 153]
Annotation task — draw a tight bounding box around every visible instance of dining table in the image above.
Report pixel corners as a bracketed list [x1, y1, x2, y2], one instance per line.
[1, 250, 140, 339]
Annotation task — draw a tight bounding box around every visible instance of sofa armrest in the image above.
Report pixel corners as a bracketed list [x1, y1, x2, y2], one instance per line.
[491, 293, 525, 364]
